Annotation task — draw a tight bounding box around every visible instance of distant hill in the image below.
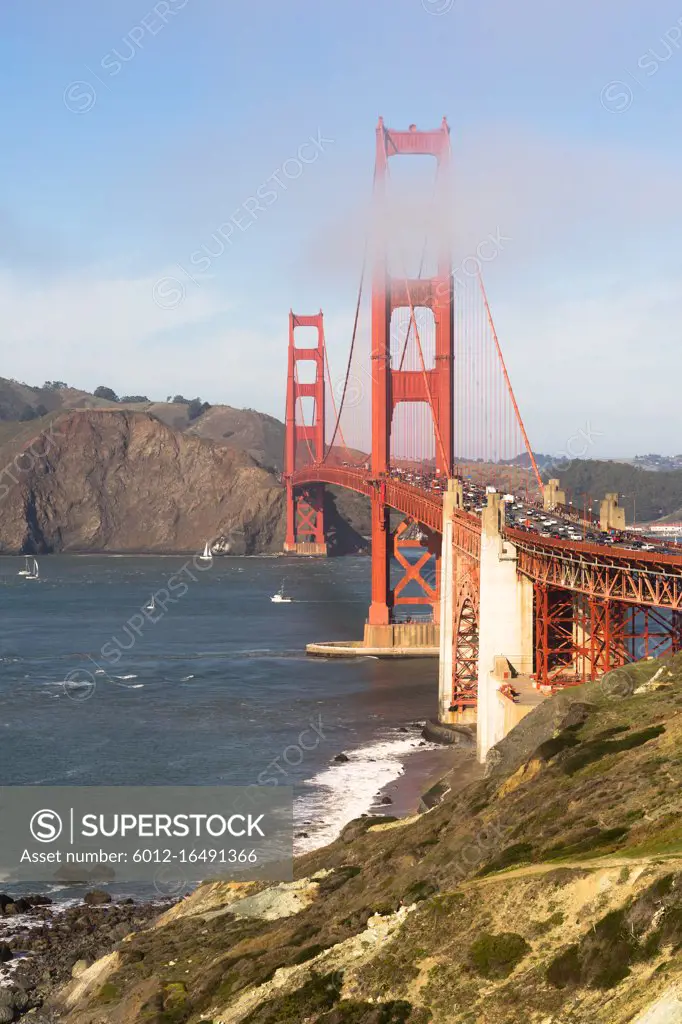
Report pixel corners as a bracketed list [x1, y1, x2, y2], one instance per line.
[188, 406, 284, 470]
[551, 459, 682, 523]
[0, 378, 119, 422]
[0, 377, 286, 471]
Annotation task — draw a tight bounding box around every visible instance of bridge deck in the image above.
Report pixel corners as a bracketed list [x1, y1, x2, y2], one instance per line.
[292, 464, 682, 609]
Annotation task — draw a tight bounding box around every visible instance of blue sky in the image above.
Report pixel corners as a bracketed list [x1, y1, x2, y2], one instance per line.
[1, 0, 682, 455]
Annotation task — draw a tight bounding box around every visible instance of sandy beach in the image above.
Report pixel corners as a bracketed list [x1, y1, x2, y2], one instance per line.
[370, 740, 482, 819]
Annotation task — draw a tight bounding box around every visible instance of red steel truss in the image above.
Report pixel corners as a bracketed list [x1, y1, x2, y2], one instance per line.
[629, 607, 682, 660]
[572, 596, 629, 681]
[535, 590, 682, 689]
[534, 585, 577, 685]
[508, 529, 682, 610]
[392, 520, 438, 609]
[450, 570, 480, 712]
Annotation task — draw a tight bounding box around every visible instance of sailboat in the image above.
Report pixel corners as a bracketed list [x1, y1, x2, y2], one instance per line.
[271, 580, 292, 604]
[17, 555, 33, 577]
[26, 557, 39, 580]
[199, 541, 213, 562]
[145, 594, 155, 612]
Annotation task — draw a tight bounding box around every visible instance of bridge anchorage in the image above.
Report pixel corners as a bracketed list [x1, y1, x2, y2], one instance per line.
[283, 117, 682, 762]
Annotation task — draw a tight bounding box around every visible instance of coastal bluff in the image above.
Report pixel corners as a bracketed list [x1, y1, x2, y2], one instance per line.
[33, 653, 682, 1023]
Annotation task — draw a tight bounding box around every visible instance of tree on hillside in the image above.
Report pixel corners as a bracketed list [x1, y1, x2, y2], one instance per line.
[43, 381, 68, 391]
[188, 398, 211, 422]
[94, 386, 119, 402]
[120, 395, 150, 403]
[172, 395, 188, 404]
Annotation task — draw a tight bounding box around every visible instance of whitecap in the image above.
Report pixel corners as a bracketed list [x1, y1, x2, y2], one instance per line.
[293, 734, 438, 855]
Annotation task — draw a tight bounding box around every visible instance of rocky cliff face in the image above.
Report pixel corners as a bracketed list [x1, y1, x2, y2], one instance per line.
[0, 410, 286, 555]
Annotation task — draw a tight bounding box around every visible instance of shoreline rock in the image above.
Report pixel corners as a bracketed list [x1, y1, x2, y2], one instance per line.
[0, 893, 177, 1020]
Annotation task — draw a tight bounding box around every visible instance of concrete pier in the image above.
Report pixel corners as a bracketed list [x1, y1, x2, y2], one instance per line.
[476, 493, 534, 761]
[284, 541, 328, 556]
[307, 621, 439, 657]
[543, 478, 566, 509]
[600, 493, 625, 531]
[491, 660, 547, 744]
[437, 481, 457, 722]
[436, 485, 538, 763]
[306, 637, 438, 658]
[363, 621, 439, 650]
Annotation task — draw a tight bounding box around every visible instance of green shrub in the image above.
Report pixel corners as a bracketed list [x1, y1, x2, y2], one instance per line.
[535, 732, 580, 761]
[562, 726, 665, 776]
[317, 865, 362, 897]
[477, 842, 533, 877]
[96, 982, 121, 1004]
[403, 879, 439, 903]
[242, 972, 343, 1023]
[530, 911, 565, 937]
[546, 909, 636, 990]
[318, 1000, 428, 1023]
[544, 826, 629, 859]
[468, 932, 530, 979]
[592, 725, 630, 741]
[292, 944, 327, 965]
[546, 945, 581, 988]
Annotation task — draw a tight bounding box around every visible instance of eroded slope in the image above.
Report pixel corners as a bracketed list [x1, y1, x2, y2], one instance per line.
[45, 654, 682, 1023]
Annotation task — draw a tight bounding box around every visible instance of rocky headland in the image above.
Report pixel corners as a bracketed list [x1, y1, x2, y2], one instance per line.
[0, 409, 365, 556]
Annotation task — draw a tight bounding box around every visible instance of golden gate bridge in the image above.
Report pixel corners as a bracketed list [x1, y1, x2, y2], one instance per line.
[282, 117, 682, 761]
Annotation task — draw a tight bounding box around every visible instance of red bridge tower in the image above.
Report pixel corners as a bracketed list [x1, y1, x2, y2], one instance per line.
[284, 310, 327, 556]
[367, 117, 454, 640]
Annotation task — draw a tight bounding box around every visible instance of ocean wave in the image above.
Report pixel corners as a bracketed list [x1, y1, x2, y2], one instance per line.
[293, 731, 435, 855]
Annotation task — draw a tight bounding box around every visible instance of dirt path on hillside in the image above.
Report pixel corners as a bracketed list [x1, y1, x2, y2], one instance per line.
[461, 852, 682, 888]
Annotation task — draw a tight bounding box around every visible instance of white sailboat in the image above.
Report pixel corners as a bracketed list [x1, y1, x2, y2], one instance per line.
[199, 541, 213, 562]
[145, 594, 155, 612]
[26, 557, 39, 580]
[271, 580, 292, 604]
[17, 555, 32, 577]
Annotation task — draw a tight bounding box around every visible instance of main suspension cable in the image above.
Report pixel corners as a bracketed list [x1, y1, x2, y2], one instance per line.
[477, 271, 543, 490]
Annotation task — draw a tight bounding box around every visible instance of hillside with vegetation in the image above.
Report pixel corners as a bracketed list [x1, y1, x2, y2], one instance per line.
[0, 378, 285, 472]
[35, 653, 682, 1023]
[552, 459, 682, 523]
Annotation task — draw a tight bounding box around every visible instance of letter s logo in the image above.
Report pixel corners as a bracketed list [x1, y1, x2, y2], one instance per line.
[30, 809, 63, 843]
